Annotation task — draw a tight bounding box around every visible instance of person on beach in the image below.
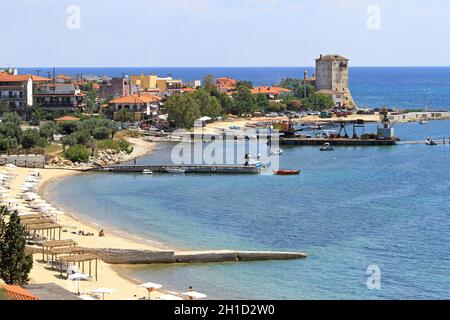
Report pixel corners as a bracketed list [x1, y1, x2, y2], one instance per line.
[133, 158, 137, 165]
[99, 229, 105, 237]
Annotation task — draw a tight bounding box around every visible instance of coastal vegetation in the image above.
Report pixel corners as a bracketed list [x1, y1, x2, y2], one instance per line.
[0, 112, 48, 152]
[0, 207, 33, 285]
[58, 117, 133, 162]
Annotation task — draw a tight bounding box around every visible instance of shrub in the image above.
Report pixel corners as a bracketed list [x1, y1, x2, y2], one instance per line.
[40, 122, 56, 141]
[96, 139, 133, 154]
[20, 129, 41, 149]
[57, 121, 78, 135]
[0, 137, 18, 151]
[36, 137, 48, 148]
[92, 127, 112, 140]
[64, 145, 90, 163]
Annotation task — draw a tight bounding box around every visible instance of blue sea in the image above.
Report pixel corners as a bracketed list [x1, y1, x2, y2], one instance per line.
[43, 67, 450, 299]
[19, 66, 450, 110]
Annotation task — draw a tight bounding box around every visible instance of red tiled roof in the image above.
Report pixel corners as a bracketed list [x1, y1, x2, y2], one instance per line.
[54, 116, 80, 122]
[0, 285, 39, 301]
[56, 74, 73, 80]
[0, 73, 50, 83]
[251, 86, 292, 95]
[216, 77, 237, 90]
[109, 94, 162, 104]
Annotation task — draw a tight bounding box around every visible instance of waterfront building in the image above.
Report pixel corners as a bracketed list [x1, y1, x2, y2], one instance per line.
[33, 83, 87, 113]
[55, 74, 73, 84]
[315, 54, 357, 109]
[216, 77, 237, 93]
[108, 94, 162, 121]
[0, 73, 50, 114]
[130, 74, 158, 92]
[251, 86, 292, 99]
[156, 77, 183, 96]
[130, 74, 183, 96]
[99, 77, 136, 100]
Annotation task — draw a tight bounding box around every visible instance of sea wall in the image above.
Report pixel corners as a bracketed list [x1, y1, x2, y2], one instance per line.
[82, 248, 307, 265]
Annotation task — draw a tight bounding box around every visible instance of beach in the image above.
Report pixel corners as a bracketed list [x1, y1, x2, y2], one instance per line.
[2, 138, 183, 300]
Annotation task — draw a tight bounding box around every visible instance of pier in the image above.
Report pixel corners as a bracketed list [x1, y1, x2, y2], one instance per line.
[88, 164, 260, 174]
[280, 137, 398, 146]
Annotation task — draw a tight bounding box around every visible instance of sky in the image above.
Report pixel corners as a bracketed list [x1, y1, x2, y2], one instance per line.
[1, 0, 450, 67]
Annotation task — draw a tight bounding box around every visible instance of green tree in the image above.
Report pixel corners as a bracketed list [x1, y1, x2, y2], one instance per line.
[116, 109, 133, 123]
[232, 86, 256, 115]
[217, 92, 233, 114]
[0, 100, 9, 116]
[40, 122, 56, 142]
[92, 127, 112, 140]
[236, 80, 253, 89]
[255, 94, 269, 113]
[86, 90, 97, 113]
[20, 129, 41, 149]
[208, 96, 222, 118]
[165, 94, 201, 128]
[279, 78, 315, 98]
[203, 74, 216, 93]
[57, 121, 78, 135]
[1, 112, 22, 126]
[0, 137, 18, 151]
[64, 145, 90, 162]
[30, 106, 47, 123]
[0, 208, 33, 285]
[191, 89, 223, 118]
[267, 101, 287, 112]
[303, 92, 335, 111]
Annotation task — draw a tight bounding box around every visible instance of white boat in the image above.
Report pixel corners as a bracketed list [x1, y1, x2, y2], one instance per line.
[419, 120, 429, 125]
[320, 143, 335, 151]
[165, 168, 185, 174]
[142, 169, 153, 175]
[426, 138, 437, 145]
[271, 148, 283, 155]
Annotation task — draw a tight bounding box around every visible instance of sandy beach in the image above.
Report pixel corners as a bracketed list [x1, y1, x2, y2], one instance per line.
[1, 138, 186, 300]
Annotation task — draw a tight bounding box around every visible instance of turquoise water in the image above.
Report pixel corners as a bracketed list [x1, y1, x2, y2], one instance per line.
[47, 120, 450, 299]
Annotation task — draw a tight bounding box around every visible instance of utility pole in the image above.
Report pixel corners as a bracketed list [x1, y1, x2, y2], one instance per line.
[303, 70, 308, 98]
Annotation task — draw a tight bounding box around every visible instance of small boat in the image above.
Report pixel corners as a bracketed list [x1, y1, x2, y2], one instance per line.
[426, 138, 437, 145]
[142, 169, 153, 174]
[320, 143, 335, 151]
[270, 148, 283, 155]
[165, 168, 186, 174]
[419, 120, 429, 125]
[273, 169, 301, 175]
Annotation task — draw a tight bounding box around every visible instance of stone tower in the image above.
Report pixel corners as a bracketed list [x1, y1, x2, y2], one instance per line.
[315, 54, 356, 109]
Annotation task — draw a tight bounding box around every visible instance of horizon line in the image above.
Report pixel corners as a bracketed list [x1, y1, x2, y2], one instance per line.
[5, 65, 450, 69]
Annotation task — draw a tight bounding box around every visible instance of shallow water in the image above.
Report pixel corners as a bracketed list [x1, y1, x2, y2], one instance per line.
[48, 120, 450, 299]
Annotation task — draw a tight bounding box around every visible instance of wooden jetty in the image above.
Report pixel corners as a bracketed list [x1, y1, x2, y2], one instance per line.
[89, 164, 260, 174]
[280, 137, 397, 146]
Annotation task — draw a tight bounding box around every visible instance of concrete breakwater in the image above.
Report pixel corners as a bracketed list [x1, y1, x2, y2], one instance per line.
[83, 248, 307, 265]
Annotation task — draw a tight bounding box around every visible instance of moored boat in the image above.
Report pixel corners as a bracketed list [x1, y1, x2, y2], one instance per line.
[320, 143, 334, 151]
[142, 169, 153, 174]
[271, 148, 283, 155]
[273, 169, 301, 175]
[165, 168, 186, 174]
